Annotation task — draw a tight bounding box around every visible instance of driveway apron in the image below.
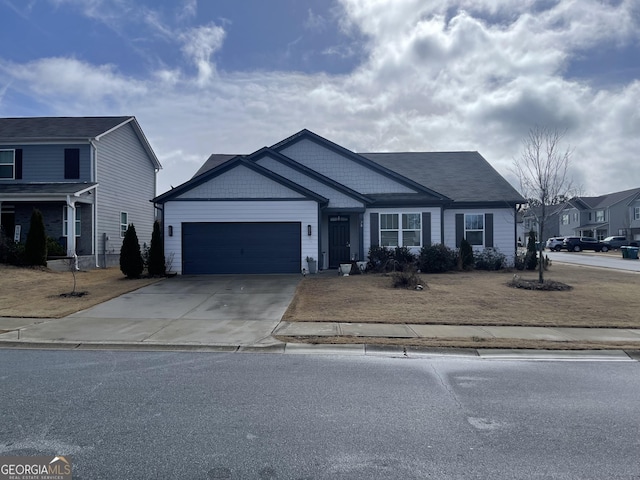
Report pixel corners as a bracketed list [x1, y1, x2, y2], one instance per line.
[8, 275, 301, 347]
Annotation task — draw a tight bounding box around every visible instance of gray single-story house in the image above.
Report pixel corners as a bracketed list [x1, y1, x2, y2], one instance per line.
[153, 129, 524, 274]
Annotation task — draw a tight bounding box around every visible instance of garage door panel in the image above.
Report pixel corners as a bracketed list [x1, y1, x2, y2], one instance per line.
[182, 222, 301, 274]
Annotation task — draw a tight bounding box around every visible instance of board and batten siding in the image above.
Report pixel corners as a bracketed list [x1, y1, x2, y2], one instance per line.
[1, 143, 92, 183]
[255, 156, 365, 209]
[164, 200, 319, 275]
[363, 207, 442, 255]
[443, 208, 517, 261]
[176, 166, 305, 199]
[279, 139, 416, 195]
[95, 122, 157, 260]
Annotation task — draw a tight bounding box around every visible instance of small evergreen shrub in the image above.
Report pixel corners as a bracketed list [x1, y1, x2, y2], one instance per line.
[120, 224, 144, 278]
[459, 238, 474, 270]
[474, 248, 506, 271]
[147, 221, 166, 276]
[0, 231, 24, 265]
[513, 251, 528, 271]
[418, 244, 457, 273]
[24, 209, 47, 266]
[367, 245, 394, 273]
[393, 246, 416, 271]
[46, 237, 66, 257]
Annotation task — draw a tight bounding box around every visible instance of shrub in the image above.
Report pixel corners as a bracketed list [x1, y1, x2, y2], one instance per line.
[474, 248, 506, 271]
[393, 246, 416, 271]
[367, 245, 394, 273]
[513, 251, 528, 271]
[525, 230, 537, 270]
[120, 223, 144, 278]
[459, 238, 474, 270]
[0, 230, 24, 265]
[46, 237, 66, 257]
[391, 268, 424, 289]
[418, 244, 457, 273]
[24, 209, 47, 266]
[147, 220, 166, 276]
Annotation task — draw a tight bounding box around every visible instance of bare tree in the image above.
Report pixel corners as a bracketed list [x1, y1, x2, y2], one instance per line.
[513, 126, 574, 283]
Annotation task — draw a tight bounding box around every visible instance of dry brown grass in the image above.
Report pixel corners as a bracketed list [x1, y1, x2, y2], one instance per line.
[283, 264, 640, 328]
[0, 265, 160, 318]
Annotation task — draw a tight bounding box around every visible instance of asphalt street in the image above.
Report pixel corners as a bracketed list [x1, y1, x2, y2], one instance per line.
[1, 350, 639, 479]
[546, 251, 640, 272]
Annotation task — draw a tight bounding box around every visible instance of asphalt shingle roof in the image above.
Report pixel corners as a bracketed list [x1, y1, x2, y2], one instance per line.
[0, 116, 133, 140]
[361, 152, 524, 203]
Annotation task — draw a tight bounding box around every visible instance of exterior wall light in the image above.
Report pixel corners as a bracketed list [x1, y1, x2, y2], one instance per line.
[168, 225, 173, 237]
[307, 225, 312, 236]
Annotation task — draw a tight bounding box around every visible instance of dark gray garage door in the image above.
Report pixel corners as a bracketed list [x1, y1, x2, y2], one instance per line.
[182, 222, 301, 274]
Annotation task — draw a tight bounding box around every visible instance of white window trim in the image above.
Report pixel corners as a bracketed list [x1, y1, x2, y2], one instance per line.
[378, 212, 422, 248]
[62, 206, 81, 237]
[120, 212, 128, 238]
[561, 213, 570, 225]
[464, 213, 484, 246]
[634, 207, 640, 221]
[596, 209, 605, 223]
[0, 149, 15, 180]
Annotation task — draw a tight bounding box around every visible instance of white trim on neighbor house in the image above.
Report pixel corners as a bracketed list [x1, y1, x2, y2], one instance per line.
[363, 207, 442, 254]
[0, 149, 15, 180]
[163, 200, 319, 275]
[120, 211, 128, 237]
[443, 208, 517, 259]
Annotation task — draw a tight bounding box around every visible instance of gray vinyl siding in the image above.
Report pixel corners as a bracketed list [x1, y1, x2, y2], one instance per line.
[255, 156, 365, 208]
[0, 144, 91, 182]
[279, 139, 416, 195]
[608, 203, 628, 236]
[176, 165, 305, 199]
[95, 122, 157, 258]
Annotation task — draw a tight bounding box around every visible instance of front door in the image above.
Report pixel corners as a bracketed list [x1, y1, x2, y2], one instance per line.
[329, 215, 350, 268]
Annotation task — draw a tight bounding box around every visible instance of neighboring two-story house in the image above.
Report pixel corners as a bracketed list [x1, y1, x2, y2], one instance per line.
[153, 129, 524, 275]
[0, 116, 161, 268]
[519, 204, 563, 243]
[558, 188, 640, 241]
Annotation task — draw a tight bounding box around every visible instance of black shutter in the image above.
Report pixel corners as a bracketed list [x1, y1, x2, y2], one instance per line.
[14, 149, 22, 179]
[485, 213, 494, 247]
[64, 148, 80, 179]
[455, 213, 464, 247]
[370, 213, 379, 247]
[422, 212, 431, 246]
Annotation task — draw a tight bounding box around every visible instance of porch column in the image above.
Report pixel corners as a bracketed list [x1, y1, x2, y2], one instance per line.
[66, 198, 76, 257]
[359, 213, 364, 261]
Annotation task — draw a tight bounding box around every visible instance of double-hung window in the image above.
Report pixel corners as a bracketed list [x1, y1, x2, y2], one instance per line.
[596, 210, 605, 223]
[63, 207, 81, 237]
[635, 207, 640, 221]
[120, 212, 128, 237]
[561, 213, 570, 225]
[0, 150, 14, 179]
[379, 213, 421, 247]
[465, 214, 484, 245]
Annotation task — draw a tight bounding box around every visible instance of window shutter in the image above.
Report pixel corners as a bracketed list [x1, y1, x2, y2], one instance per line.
[422, 212, 431, 246]
[455, 213, 464, 247]
[15, 149, 22, 179]
[64, 148, 80, 179]
[485, 213, 493, 247]
[370, 213, 379, 247]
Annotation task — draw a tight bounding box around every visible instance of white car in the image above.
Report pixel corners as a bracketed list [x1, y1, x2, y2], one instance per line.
[545, 237, 565, 251]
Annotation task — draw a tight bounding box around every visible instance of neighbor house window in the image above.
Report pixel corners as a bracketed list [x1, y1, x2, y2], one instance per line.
[120, 212, 128, 237]
[635, 207, 640, 220]
[572, 212, 579, 223]
[561, 213, 570, 225]
[465, 214, 484, 245]
[379, 213, 422, 247]
[0, 150, 14, 179]
[63, 207, 81, 237]
[596, 210, 605, 223]
[64, 148, 80, 179]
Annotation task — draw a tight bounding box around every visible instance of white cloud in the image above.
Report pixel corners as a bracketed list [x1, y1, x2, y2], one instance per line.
[1, 0, 639, 198]
[179, 23, 226, 85]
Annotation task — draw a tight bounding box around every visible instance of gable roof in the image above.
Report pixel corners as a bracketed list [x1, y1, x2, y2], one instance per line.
[576, 187, 640, 209]
[153, 156, 328, 204]
[272, 129, 450, 201]
[193, 154, 239, 177]
[0, 116, 161, 170]
[361, 152, 524, 204]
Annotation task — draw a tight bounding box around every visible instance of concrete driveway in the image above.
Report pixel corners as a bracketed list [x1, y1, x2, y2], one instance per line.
[1, 275, 301, 348]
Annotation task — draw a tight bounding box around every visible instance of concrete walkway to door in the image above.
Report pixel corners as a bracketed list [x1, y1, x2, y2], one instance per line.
[0, 275, 300, 350]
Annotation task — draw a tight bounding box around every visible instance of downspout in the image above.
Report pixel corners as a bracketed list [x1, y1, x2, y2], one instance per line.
[90, 139, 100, 267]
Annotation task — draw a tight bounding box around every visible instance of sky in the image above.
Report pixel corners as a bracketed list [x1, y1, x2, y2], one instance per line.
[0, 0, 639, 197]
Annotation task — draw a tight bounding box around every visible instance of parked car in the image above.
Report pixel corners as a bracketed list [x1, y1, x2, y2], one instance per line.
[563, 236, 609, 252]
[602, 236, 629, 249]
[545, 237, 565, 251]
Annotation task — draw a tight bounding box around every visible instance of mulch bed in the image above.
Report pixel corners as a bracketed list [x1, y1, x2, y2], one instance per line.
[507, 276, 572, 291]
